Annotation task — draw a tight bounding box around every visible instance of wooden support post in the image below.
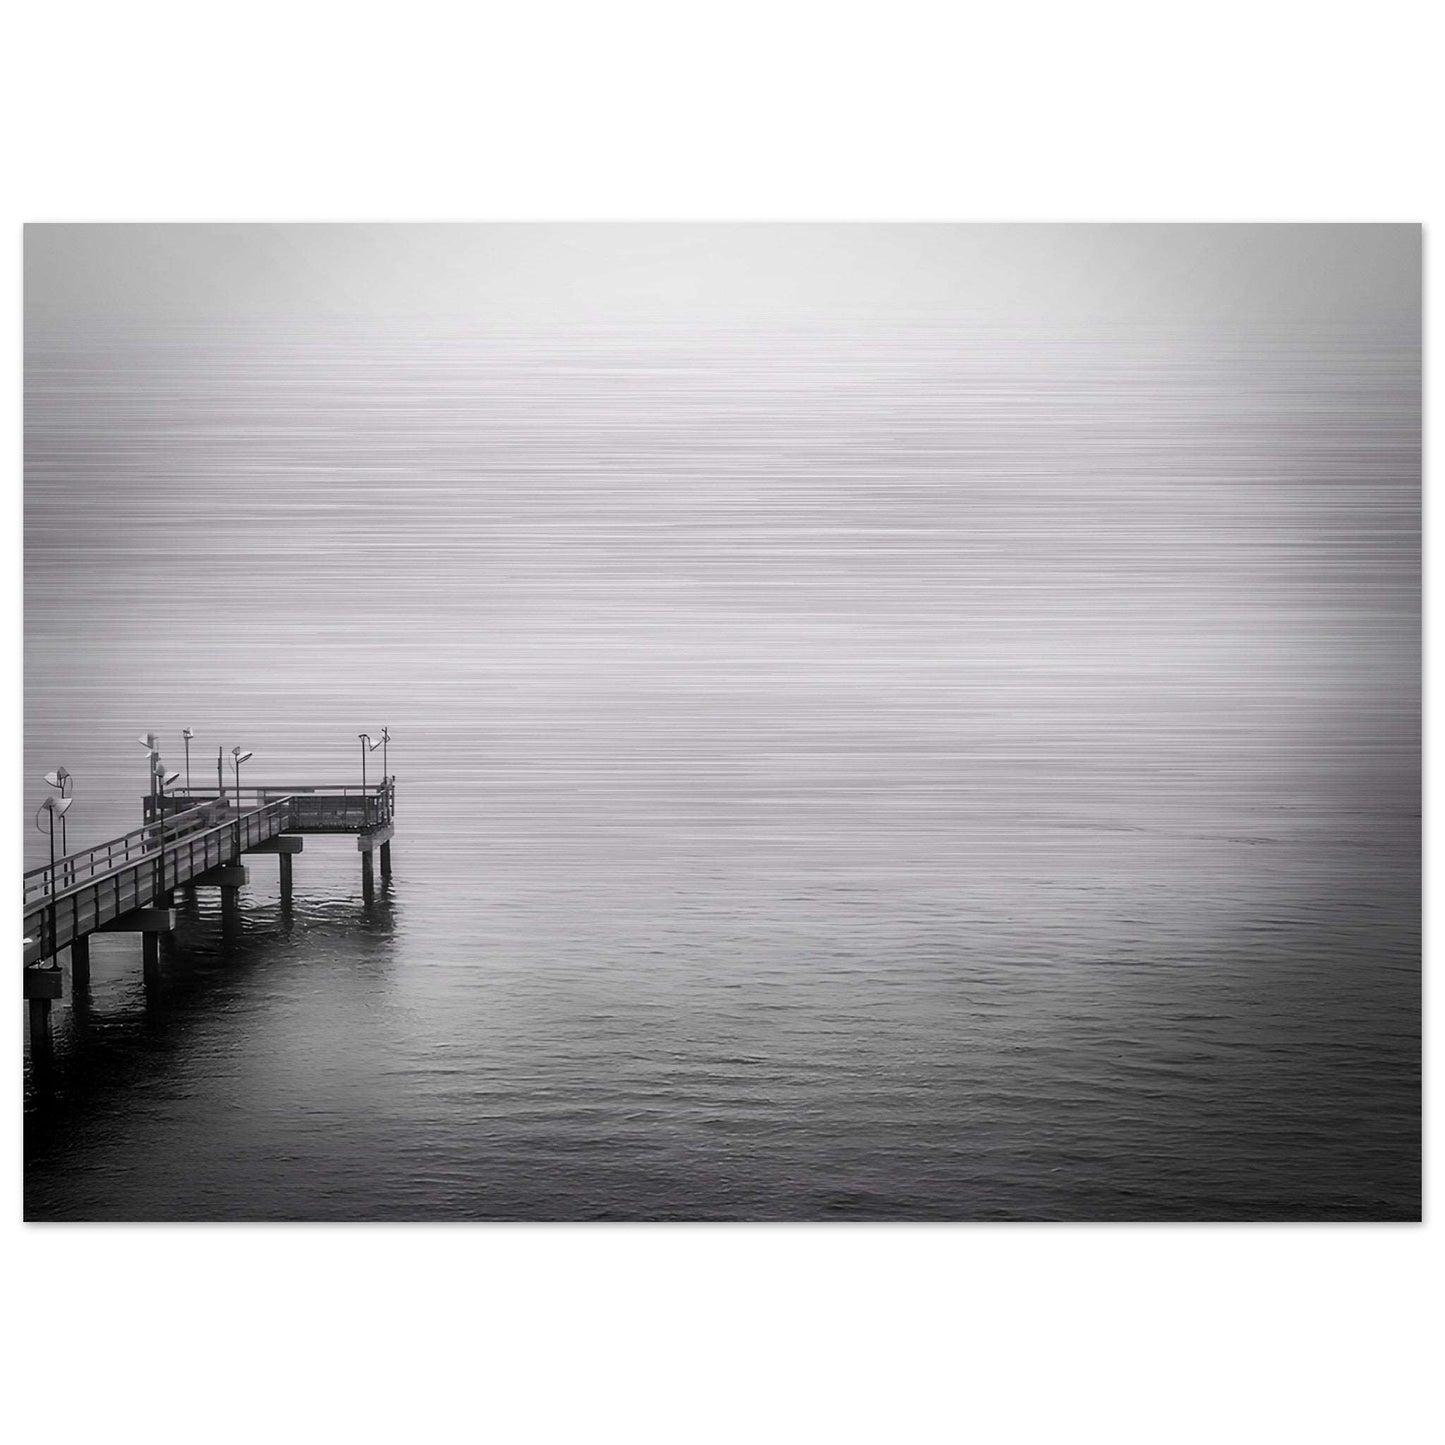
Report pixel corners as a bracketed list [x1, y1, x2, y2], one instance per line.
[25, 965, 62, 1073]
[193, 863, 246, 929]
[142, 932, 161, 986]
[71, 935, 90, 990]
[279, 852, 293, 909]
[357, 824, 391, 897]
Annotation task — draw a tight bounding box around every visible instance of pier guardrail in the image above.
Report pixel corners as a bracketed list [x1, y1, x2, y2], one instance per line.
[169, 781, 394, 831]
[23, 781, 395, 965]
[23, 796, 298, 963]
[23, 800, 229, 907]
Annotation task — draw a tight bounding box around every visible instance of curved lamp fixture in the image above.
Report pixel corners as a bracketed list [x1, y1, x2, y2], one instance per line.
[42, 767, 74, 853]
[35, 795, 72, 920]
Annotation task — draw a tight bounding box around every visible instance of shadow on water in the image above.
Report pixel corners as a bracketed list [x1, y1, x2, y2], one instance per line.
[23, 881, 399, 1177]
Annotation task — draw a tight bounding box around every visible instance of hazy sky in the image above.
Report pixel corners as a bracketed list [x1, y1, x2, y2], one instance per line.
[25, 223, 1420, 329]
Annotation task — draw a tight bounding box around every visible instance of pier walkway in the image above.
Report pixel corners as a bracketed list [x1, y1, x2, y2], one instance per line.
[23, 781, 396, 1069]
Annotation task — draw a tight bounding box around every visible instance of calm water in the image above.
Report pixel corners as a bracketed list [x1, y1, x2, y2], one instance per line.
[23, 320, 1420, 1219]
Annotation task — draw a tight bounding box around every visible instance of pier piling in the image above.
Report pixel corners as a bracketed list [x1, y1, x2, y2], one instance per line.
[24, 965, 62, 1075]
[142, 932, 161, 985]
[71, 936, 90, 989]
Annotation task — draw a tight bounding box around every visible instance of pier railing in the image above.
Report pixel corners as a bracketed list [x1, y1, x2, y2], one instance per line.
[23, 796, 297, 963]
[23, 800, 229, 907]
[23, 781, 396, 964]
[170, 780, 395, 832]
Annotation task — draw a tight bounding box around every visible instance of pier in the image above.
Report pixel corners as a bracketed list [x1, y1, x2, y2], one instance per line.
[23, 780, 396, 1070]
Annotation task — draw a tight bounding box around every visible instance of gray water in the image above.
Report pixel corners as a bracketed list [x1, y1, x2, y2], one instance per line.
[23, 319, 1420, 1219]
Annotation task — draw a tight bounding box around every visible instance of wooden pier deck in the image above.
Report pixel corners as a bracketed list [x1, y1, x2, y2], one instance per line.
[23, 781, 396, 1069]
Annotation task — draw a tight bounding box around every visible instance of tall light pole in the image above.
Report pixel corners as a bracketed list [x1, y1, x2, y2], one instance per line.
[379, 726, 391, 784]
[157, 765, 180, 895]
[43, 767, 72, 855]
[137, 733, 159, 822]
[35, 796, 72, 957]
[231, 747, 253, 811]
[359, 733, 380, 791]
[36, 796, 71, 885]
[182, 727, 194, 791]
[359, 733, 379, 826]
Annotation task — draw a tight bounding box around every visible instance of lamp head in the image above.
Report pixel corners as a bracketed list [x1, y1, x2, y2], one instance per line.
[137, 735, 158, 754]
[163, 771, 181, 788]
[232, 750, 253, 767]
[43, 768, 68, 788]
[182, 727, 194, 740]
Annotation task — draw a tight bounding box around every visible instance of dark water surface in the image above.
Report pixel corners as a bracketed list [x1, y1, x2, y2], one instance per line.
[23, 320, 1420, 1219]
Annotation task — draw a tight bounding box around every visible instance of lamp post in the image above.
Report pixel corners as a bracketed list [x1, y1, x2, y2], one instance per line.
[379, 726, 393, 825]
[36, 797, 71, 886]
[43, 766, 73, 856]
[182, 727, 194, 791]
[35, 796, 72, 957]
[137, 733, 159, 823]
[44, 768, 72, 889]
[359, 733, 379, 826]
[231, 747, 253, 811]
[152, 760, 180, 898]
[231, 748, 253, 860]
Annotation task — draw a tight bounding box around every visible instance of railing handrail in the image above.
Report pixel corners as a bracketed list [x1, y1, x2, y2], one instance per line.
[171, 782, 391, 796]
[22, 796, 297, 913]
[22, 799, 222, 885]
[24, 780, 396, 911]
